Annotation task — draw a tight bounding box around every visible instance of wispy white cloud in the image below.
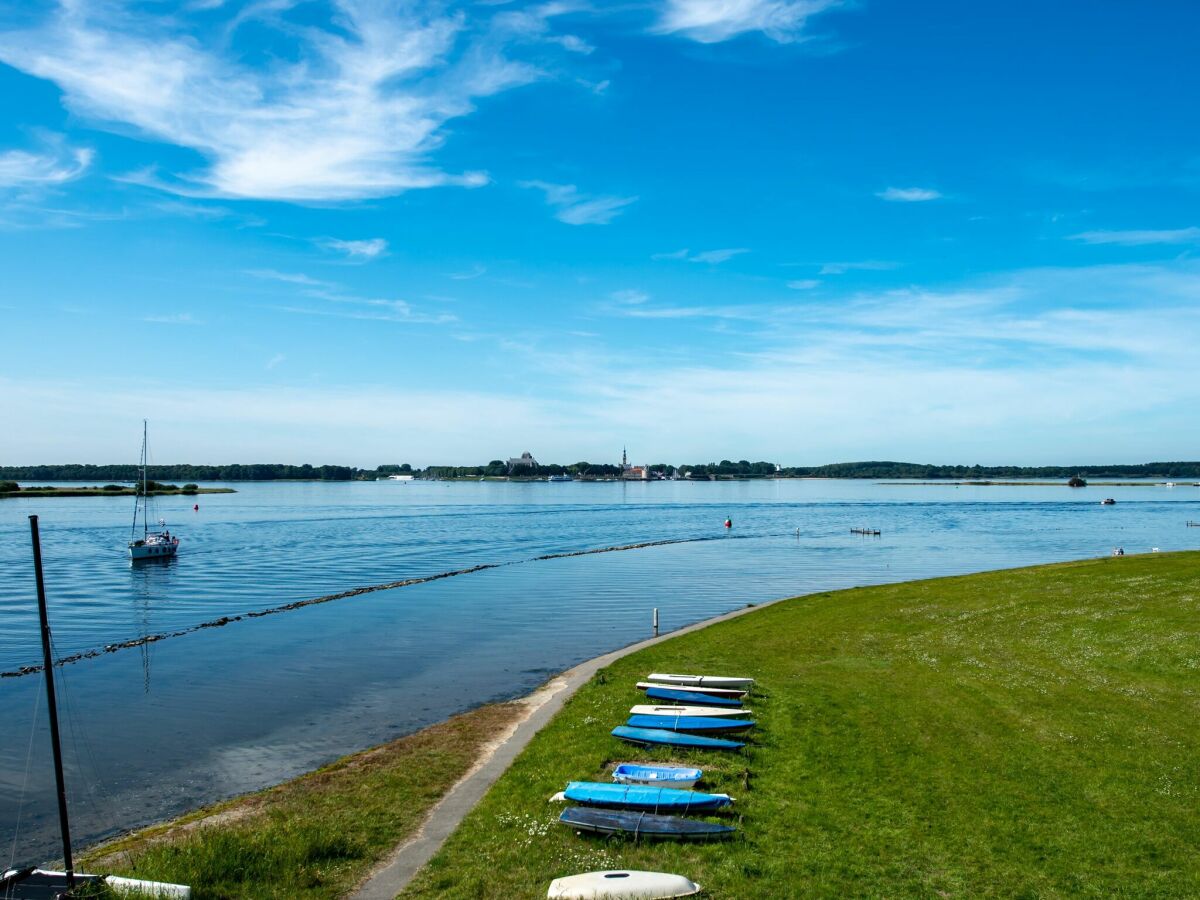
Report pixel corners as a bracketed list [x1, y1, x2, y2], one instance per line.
[817, 260, 898, 275]
[448, 264, 487, 280]
[0, 142, 92, 188]
[786, 279, 819, 289]
[266, 353, 286, 370]
[143, 312, 201, 325]
[520, 180, 637, 225]
[0, 2, 596, 201]
[653, 247, 749, 264]
[319, 237, 389, 260]
[1069, 227, 1200, 246]
[655, 0, 842, 44]
[876, 186, 942, 202]
[611, 289, 650, 305]
[248, 268, 456, 324]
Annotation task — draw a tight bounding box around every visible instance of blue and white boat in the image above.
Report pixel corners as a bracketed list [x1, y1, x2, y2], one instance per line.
[558, 782, 731, 812]
[647, 673, 754, 690]
[612, 763, 702, 789]
[645, 687, 743, 707]
[637, 681, 747, 699]
[630, 704, 750, 718]
[558, 807, 735, 841]
[612, 725, 744, 750]
[627, 714, 755, 734]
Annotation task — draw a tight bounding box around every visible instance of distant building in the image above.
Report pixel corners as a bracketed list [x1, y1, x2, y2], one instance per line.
[620, 446, 649, 481]
[507, 451, 538, 473]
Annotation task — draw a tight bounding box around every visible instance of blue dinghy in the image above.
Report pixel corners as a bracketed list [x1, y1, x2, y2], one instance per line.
[563, 782, 731, 812]
[627, 714, 756, 734]
[645, 686, 744, 708]
[612, 725, 744, 750]
[559, 807, 735, 841]
[613, 763, 703, 788]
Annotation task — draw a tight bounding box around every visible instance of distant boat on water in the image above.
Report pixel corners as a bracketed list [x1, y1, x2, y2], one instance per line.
[128, 420, 179, 561]
[547, 474, 574, 482]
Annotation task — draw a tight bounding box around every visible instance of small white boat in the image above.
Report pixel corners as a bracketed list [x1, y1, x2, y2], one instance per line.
[630, 704, 751, 718]
[1, 869, 192, 898]
[547, 474, 574, 482]
[647, 672, 754, 689]
[128, 420, 179, 561]
[636, 681, 747, 698]
[547, 870, 701, 899]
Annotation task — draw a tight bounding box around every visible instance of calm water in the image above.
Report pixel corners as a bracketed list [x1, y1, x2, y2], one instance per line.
[2, 479, 1198, 862]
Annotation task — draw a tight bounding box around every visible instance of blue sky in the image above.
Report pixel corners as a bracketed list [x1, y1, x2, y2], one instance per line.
[2, 0, 1199, 466]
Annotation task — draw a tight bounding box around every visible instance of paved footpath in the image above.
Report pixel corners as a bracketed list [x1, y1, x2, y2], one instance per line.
[350, 596, 784, 899]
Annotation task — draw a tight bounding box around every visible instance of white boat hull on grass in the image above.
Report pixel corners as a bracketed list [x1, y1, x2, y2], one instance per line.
[647, 673, 754, 689]
[1, 868, 192, 898]
[630, 704, 751, 718]
[547, 870, 701, 899]
[636, 681, 747, 698]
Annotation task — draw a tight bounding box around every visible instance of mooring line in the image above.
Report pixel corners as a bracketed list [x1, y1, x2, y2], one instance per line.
[2, 535, 718, 678]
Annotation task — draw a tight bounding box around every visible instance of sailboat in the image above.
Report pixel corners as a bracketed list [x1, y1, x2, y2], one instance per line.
[128, 420, 179, 561]
[1, 517, 192, 898]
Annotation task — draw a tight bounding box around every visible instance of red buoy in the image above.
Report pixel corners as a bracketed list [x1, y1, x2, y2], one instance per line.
[724, 518, 732, 528]
[193, 504, 199, 511]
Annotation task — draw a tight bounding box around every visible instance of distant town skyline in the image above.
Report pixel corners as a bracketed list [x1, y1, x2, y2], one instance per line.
[3, 2, 1199, 464]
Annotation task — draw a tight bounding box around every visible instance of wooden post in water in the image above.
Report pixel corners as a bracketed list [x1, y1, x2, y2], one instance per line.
[653, 607, 659, 637]
[29, 515, 75, 889]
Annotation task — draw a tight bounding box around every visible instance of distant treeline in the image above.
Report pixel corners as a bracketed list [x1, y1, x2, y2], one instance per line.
[0, 463, 356, 481]
[4, 460, 1199, 482]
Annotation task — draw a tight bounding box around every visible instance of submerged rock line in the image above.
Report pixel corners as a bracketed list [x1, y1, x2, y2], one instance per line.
[3, 536, 711, 678]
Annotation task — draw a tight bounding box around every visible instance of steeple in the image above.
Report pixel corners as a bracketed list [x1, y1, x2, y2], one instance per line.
[622, 446, 627, 469]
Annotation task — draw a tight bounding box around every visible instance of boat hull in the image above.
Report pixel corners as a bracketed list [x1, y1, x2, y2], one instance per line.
[558, 807, 735, 841]
[637, 682, 747, 699]
[627, 715, 756, 734]
[563, 781, 731, 812]
[612, 764, 702, 789]
[644, 687, 743, 707]
[647, 673, 754, 689]
[612, 726, 744, 750]
[128, 537, 179, 560]
[630, 704, 750, 718]
[547, 870, 701, 899]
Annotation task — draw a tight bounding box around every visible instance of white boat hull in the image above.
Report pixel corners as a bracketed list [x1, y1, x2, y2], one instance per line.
[647, 673, 754, 689]
[548, 870, 700, 899]
[630, 705, 751, 718]
[129, 537, 179, 560]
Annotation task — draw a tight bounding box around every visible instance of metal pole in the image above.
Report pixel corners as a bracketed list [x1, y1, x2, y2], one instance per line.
[653, 607, 659, 637]
[29, 515, 75, 887]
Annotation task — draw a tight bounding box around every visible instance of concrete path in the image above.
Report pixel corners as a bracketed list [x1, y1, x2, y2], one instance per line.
[349, 597, 783, 899]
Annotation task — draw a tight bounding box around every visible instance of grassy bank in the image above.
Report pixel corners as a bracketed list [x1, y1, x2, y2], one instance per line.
[82, 702, 525, 899]
[405, 552, 1200, 898]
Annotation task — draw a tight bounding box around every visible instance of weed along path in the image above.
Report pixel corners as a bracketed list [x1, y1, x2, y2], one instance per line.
[402, 552, 1200, 898]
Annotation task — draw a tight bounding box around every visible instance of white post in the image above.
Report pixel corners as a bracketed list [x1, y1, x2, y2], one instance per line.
[653, 607, 659, 637]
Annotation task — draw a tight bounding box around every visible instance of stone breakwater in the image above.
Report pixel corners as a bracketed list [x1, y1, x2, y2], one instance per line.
[3, 535, 723, 678]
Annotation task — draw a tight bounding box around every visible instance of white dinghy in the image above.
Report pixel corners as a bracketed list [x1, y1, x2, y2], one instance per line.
[636, 681, 747, 699]
[647, 673, 754, 689]
[548, 870, 701, 899]
[630, 704, 751, 718]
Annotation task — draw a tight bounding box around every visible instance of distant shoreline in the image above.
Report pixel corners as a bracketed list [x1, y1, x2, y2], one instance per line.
[0, 487, 236, 499]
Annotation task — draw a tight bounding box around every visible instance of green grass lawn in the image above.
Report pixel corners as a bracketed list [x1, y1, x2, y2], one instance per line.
[82, 702, 525, 900]
[404, 552, 1200, 898]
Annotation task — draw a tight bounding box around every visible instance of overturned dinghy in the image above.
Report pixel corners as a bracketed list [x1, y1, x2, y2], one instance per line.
[612, 763, 703, 789]
[627, 714, 755, 734]
[557, 781, 732, 812]
[559, 807, 735, 841]
[0, 867, 192, 898]
[644, 686, 744, 707]
[630, 704, 750, 718]
[547, 869, 701, 899]
[638, 682, 747, 699]
[612, 725, 744, 750]
[648, 673, 754, 690]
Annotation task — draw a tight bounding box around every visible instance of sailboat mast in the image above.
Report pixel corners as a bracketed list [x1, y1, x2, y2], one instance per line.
[142, 419, 148, 540]
[29, 515, 76, 889]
